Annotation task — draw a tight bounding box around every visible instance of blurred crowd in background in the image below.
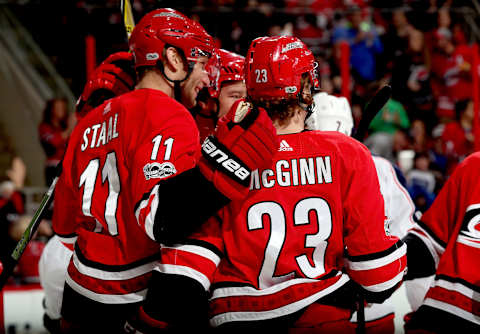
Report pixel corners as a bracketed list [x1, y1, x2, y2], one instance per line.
[1, 0, 479, 284]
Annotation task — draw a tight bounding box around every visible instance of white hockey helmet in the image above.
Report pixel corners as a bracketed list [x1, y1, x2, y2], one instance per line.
[306, 92, 354, 136]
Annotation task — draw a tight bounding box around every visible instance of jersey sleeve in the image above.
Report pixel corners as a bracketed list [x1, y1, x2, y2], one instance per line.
[157, 213, 224, 291]
[403, 157, 463, 280]
[129, 100, 200, 242]
[138, 214, 224, 330]
[373, 156, 415, 238]
[128, 96, 230, 245]
[342, 141, 406, 301]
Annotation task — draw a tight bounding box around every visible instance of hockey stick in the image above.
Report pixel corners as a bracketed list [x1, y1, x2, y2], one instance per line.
[356, 290, 366, 334]
[0, 1, 137, 291]
[353, 85, 392, 141]
[0, 162, 62, 290]
[351, 85, 391, 333]
[121, 0, 135, 40]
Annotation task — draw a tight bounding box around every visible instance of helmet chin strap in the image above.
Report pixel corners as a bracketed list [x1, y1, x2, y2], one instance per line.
[158, 60, 195, 102]
[298, 91, 314, 120]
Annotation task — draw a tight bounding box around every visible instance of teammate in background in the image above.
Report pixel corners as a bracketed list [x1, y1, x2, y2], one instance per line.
[403, 152, 480, 333]
[307, 92, 416, 333]
[154, 36, 407, 332]
[194, 48, 246, 142]
[52, 8, 277, 332]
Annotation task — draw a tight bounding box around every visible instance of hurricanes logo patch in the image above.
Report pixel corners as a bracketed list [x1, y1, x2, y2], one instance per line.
[143, 162, 176, 180]
[457, 204, 480, 248]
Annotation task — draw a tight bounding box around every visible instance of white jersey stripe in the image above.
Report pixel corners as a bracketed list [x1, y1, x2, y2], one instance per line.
[161, 244, 221, 266]
[347, 243, 406, 271]
[466, 203, 480, 211]
[209, 274, 350, 327]
[72, 251, 157, 281]
[435, 279, 480, 302]
[362, 271, 404, 292]
[457, 235, 480, 249]
[423, 298, 480, 325]
[135, 185, 159, 241]
[57, 235, 77, 245]
[212, 272, 345, 299]
[156, 264, 211, 291]
[414, 224, 446, 255]
[65, 273, 147, 304]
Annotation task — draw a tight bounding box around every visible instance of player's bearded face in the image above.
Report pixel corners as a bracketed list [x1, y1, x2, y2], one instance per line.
[218, 81, 247, 118]
[181, 56, 210, 109]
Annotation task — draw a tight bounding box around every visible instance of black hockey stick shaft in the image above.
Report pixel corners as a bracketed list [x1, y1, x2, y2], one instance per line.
[356, 291, 366, 334]
[353, 85, 392, 141]
[0, 162, 62, 290]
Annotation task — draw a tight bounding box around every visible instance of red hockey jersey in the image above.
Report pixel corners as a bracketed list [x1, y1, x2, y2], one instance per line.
[53, 88, 200, 304]
[406, 152, 480, 326]
[159, 131, 406, 327]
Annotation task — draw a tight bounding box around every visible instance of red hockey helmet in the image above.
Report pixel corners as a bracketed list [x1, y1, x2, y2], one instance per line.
[129, 8, 215, 69]
[245, 36, 318, 101]
[208, 49, 245, 98]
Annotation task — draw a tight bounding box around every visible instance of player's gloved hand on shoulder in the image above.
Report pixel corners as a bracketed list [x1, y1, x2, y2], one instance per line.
[199, 99, 278, 200]
[76, 51, 136, 118]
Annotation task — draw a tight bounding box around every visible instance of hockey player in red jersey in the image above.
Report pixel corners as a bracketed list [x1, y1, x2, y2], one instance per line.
[52, 8, 277, 332]
[403, 152, 480, 333]
[39, 50, 136, 334]
[195, 48, 246, 142]
[154, 35, 407, 332]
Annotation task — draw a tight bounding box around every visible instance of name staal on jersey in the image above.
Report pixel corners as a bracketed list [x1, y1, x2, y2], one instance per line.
[53, 88, 200, 304]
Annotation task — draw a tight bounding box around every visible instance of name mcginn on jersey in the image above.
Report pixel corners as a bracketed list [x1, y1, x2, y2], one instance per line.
[250, 156, 332, 190]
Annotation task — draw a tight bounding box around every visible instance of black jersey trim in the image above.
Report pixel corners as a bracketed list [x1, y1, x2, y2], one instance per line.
[74, 243, 160, 272]
[416, 220, 447, 249]
[347, 240, 404, 262]
[435, 274, 480, 294]
[182, 238, 224, 259]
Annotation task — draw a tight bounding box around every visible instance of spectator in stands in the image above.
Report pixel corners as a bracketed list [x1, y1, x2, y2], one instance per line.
[332, 6, 383, 83]
[8, 214, 51, 284]
[294, 14, 324, 55]
[0, 157, 26, 266]
[38, 98, 76, 185]
[430, 27, 473, 121]
[391, 29, 435, 129]
[441, 99, 475, 174]
[407, 152, 436, 212]
[428, 125, 448, 185]
[410, 119, 429, 153]
[381, 7, 414, 66]
[365, 98, 410, 162]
